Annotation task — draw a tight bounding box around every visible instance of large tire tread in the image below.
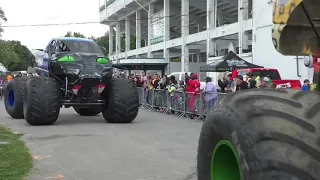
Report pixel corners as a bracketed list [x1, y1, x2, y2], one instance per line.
[102, 78, 139, 123]
[197, 88, 320, 180]
[24, 76, 61, 125]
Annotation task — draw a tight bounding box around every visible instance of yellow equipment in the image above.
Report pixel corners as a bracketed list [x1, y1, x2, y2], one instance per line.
[272, 0, 320, 56]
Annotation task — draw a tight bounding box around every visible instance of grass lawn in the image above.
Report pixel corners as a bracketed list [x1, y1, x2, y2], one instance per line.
[0, 126, 32, 180]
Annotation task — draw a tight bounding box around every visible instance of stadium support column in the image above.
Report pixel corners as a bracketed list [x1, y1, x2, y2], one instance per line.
[207, 0, 217, 61]
[217, 10, 224, 26]
[125, 17, 130, 58]
[163, 0, 170, 72]
[181, 0, 189, 72]
[116, 22, 121, 61]
[238, 0, 244, 57]
[109, 25, 114, 57]
[242, 0, 249, 52]
[251, 0, 256, 62]
[136, 10, 141, 57]
[148, 3, 154, 58]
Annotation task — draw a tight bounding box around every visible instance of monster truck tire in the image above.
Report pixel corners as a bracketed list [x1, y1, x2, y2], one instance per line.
[198, 88, 320, 180]
[73, 107, 101, 116]
[23, 76, 61, 125]
[102, 78, 139, 123]
[4, 77, 30, 119]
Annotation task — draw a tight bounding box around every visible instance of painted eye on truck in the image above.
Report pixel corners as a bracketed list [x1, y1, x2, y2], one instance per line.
[96, 57, 109, 64]
[57, 56, 75, 62]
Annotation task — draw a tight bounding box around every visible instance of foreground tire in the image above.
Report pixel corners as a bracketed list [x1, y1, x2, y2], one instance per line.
[73, 107, 101, 116]
[197, 88, 320, 180]
[23, 76, 61, 125]
[4, 77, 29, 119]
[102, 78, 139, 123]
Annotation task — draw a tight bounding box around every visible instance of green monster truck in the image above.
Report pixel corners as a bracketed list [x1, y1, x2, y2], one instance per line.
[4, 37, 139, 125]
[197, 0, 320, 179]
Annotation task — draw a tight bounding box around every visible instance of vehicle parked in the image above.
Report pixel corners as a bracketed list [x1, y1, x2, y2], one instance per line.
[237, 68, 302, 88]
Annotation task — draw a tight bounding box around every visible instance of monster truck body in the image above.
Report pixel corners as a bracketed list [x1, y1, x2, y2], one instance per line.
[4, 37, 139, 125]
[33, 38, 112, 107]
[197, 1, 320, 180]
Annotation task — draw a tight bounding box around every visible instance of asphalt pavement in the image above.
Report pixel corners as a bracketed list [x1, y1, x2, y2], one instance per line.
[0, 103, 202, 180]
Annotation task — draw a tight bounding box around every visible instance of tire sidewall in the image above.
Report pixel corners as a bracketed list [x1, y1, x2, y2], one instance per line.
[198, 108, 245, 180]
[102, 78, 139, 123]
[24, 76, 61, 125]
[4, 78, 23, 118]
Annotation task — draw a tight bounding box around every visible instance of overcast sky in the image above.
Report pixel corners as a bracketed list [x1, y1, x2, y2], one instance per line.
[0, 0, 108, 49]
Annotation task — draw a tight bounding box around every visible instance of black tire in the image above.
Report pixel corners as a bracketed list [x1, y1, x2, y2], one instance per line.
[102, 78, 139, 123]
[73, 106, 101, 116]
[197, 88, 320, 180]
[23, 76, 61, 125]
[4, 77, 29, 119]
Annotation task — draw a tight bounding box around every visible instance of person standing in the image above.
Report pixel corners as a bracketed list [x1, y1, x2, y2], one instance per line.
[235, 75, 248, 91]
[260, 77, 271, 88]
[301, 79, 311, 91]
[186, 74, 200, 118]
[7, 75, 12, 82]
[228, 65, 238, 87]
[204, 77, 217, 113]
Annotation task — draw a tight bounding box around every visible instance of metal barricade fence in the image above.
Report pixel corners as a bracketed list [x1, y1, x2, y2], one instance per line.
[136, 87, 227, 120]
[170, 91, 186, 117]
[152, 89, 168, 113]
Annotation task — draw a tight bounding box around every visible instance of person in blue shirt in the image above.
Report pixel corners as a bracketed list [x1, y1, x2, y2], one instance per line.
[301, 79, 310, 91]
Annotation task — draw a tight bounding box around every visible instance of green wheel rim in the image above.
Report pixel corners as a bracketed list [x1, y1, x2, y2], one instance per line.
[211, 140, 242, 180]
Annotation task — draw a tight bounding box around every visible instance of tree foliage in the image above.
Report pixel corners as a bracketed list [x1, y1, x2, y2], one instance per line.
[0, 6, 8, 37]
[0, 40, 32, 71]
[7, 41, 32, 70]
[0, 40, 20, 70]
[64, 31, 86, 38]
[0, 7, 32, 71]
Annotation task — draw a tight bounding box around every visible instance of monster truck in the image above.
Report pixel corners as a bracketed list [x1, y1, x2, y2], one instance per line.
[197, 1, 320, 180]
[4, 37, 139, 125]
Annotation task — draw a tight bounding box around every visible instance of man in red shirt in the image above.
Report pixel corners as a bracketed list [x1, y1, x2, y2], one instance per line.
[228, 65, 238, 88]
[186, 74, 201, 114]
[230, 65, 238, 81]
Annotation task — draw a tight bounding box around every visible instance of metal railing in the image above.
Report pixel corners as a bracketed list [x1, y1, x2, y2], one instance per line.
[137, 87, 227, 121]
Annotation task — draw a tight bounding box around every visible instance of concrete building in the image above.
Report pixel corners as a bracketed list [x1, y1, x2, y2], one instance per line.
[99, 0, 313, 82]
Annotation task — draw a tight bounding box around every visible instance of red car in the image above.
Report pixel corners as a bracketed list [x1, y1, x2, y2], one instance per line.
[237, 68, 301, 89]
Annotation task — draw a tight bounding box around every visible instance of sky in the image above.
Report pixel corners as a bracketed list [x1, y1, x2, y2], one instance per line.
[0, 0, 108, 49]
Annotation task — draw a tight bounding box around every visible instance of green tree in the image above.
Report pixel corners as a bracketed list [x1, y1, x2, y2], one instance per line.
[7, 40, 32, 70]
[95, 33, 139, 54]
[95, 34, 109, 54]
[0, 40, 20, 71]
[64, 31, 86, 38]
[0, 7, 8, 37]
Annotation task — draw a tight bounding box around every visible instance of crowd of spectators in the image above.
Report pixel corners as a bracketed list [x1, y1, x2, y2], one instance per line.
[117, 71, 218, 119]
[217, 65, 312, 92]
[113, 67, 314, 119]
